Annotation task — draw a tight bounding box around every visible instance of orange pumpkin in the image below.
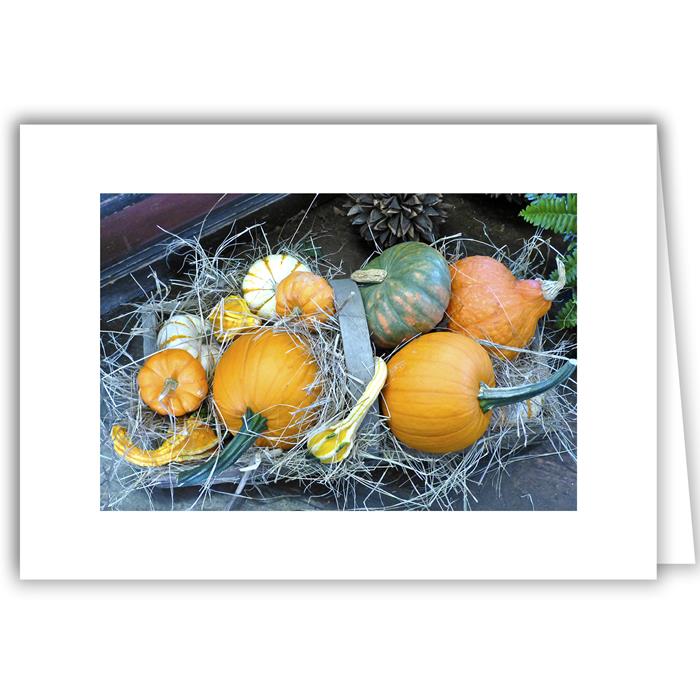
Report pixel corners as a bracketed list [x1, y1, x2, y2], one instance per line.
[446, 256, 565, 360]
[137, 348, 208, 416]
[381, 332, 575, 454]
[212, 329, 321, 449]
[275, 271, 335, 324]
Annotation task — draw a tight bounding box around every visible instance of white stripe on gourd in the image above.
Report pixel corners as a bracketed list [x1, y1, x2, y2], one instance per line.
[307, 357, 387, 464]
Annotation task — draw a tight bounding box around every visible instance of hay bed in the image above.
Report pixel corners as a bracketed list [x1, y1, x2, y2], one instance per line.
[100, 222, 576, 511]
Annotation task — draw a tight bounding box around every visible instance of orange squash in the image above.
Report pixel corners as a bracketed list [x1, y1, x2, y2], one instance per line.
[381, 332, 575, 454]
[275, 271, 335, 324]
[212, 329, 321, 449]
[446, 256, 565, 360]
[137, 348, 208, 416]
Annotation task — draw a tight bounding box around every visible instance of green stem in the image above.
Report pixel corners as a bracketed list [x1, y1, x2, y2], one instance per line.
[478, 359, 577, 413]
[177, 409, 267, 487]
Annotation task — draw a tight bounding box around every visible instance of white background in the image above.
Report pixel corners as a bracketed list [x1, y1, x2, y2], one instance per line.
[3, 2, 698, 699]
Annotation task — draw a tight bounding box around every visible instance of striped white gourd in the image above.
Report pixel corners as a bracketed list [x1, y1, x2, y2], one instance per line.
[157, 313, 219, 376]
[497, 395, 544, 428]
[197, 342, 221, 377]
[241, 254, 310, 319]
[157, 313, 208, 349]
[494, 365, 546, 428]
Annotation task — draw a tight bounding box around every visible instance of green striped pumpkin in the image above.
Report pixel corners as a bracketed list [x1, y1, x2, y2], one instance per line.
[352, 242, 451, 349]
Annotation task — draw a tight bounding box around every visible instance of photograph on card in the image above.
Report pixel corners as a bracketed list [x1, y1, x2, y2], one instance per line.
[100, 193, 577, 511]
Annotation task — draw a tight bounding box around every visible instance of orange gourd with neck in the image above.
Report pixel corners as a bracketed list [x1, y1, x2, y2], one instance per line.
[446, 256, 566, 360]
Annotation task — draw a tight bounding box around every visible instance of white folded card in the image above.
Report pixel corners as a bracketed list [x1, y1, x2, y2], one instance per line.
[658, 162, 694, 565]
[19, 123, 685, 579]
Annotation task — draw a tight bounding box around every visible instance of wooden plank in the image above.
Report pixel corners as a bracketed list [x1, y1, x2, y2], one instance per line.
[330, 278, 381, 445]
[140, 310, 158, 359]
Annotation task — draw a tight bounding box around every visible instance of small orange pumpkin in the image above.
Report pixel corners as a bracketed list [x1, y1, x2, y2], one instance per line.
[275, 271, 335, 324]
[381, 332, 575, 454]
[212, 329, 321, 449]
[137, 348, 209, 416]
[446, 256, 565, 360]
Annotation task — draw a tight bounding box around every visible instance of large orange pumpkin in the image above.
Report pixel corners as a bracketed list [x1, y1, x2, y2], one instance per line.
[275, 271, 335, 324]
[446, 256, 565, 360]
[381, 332, 575, 454]
[212, 329, 321, 449]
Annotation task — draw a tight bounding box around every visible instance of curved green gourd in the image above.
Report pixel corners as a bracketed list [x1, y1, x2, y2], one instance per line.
[353, 242, 451, 349]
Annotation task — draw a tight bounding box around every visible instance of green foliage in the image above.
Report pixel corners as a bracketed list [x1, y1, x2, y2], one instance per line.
[520, 193, 577, 236]
[556, 294, 577, 329]
[519, 194, 578, 330]
[559, 246, 577, 286]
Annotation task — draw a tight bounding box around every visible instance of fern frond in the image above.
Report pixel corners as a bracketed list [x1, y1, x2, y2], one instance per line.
[555, 294, 577, 329]
[525, 193, 561, 202]
[563, 248, 577, 285]
[520, 193, 577, 235]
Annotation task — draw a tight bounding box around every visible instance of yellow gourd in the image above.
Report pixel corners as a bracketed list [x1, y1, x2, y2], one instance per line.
[307, 357, 387, 464]
[110, 418, 219, 468]
[208, 295, 260, 342]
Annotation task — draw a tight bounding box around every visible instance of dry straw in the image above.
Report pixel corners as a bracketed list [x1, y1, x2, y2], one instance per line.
[101, 220, 576, 511]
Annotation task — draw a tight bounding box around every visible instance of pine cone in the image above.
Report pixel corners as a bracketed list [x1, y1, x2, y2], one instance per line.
[343, 194, 450, 247]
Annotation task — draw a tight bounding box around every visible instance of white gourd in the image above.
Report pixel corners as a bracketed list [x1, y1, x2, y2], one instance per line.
[157, 313, 209, 349]
[241, 254, 310, 319]
[197, 343, 221, 377]
[495, 367, 546, 428]
[498, 397, 544, 428]
[157, 313, 218, 375]
[161, 337, 202, 359]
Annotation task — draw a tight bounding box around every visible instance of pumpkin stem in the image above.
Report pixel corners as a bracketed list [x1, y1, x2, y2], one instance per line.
[478, 359, 576, 413]
[157, 377, 179, 404]
[540, 258, 567, 301]
[176, 409, 268, 487]
[351, 269, 388, 284]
